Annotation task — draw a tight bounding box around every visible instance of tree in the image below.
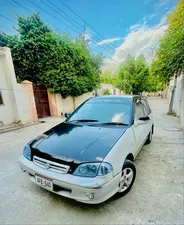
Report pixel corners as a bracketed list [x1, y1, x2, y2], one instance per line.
[42, 34, 102, 97]
[115, 55, 135, 94]
[103, 89, 111, 95]
[151, 0, 184, 82]
[133, 55, 149, 94]
[100, 70, 113, 84]
[2, 13, 52, 83]
[115, 55, 149, 94]
[0, 13, 102, 98]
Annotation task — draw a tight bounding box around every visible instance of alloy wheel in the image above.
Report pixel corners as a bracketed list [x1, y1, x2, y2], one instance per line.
[118, 168, 134, 193]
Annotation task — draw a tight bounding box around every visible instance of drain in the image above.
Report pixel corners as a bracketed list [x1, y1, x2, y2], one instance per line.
[163, 127, 183, 132]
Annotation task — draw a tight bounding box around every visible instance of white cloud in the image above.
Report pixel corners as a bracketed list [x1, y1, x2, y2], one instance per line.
[149, 13, 157, 19]
[101, 58, 119, 73]
[154, 0, 172, 11]
[113, 22, 167, 63]
[96, 37, 123, 46]
[129, 23, 141, 31]
[102, 16, 169, 72]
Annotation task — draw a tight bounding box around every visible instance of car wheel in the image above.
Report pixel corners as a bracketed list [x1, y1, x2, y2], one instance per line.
[115, 160, 136, 198]
[145, 128, 153, 145]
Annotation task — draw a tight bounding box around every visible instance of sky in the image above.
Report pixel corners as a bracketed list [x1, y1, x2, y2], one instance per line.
[0, 0, 178, 71]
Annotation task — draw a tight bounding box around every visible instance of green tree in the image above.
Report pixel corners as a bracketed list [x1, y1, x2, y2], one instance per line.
[42, 34, 102, 97]
[103, 89, 111, 95]
[115, 55, 149, 94]
[0, 13, 102, 98]
[146, 72, 166, 92]
[133, 55, 149, 94]
[151, 0, 184, 82]
[2, 13, 52, 83]
[100, 70, 113, 84]
[116, 55, 135, 94]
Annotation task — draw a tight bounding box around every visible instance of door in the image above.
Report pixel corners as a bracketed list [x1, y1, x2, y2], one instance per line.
[33, 85, 50, 118]
[132, 100, 147, 156]
[141, 99, 152, 136]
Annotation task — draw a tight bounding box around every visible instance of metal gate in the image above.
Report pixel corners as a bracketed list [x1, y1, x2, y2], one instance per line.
[33, 85, 50, 118]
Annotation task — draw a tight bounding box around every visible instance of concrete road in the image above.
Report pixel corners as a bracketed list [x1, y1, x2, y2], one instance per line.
[0, 98, 183, 224]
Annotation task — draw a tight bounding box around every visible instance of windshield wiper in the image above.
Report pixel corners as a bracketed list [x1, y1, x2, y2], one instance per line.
[96, 122, 129, 126]
[67, 119, 98, 123]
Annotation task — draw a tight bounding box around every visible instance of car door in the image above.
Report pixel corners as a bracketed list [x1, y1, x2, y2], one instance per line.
[132, 99, 147, 157]
[141, 99, 152, 136]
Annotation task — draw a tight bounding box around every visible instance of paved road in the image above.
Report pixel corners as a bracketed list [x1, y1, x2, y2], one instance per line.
[0, 98, 183, 224]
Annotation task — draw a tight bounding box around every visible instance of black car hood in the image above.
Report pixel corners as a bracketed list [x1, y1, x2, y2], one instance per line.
[32, 122, 127, 164]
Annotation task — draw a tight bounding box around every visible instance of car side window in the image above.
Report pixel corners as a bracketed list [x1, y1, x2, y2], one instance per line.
[134, 102, 145, 119]
[141, 99, 151, 116]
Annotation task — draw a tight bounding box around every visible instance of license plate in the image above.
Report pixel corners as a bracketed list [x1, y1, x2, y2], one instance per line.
[35, 175, 53, 191]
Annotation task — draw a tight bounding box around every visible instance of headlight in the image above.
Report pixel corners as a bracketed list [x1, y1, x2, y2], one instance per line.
[23, 144, 31, 160]
[73, 162, 113, 177]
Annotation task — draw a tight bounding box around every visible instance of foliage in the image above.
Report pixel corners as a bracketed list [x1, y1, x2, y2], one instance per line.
[115, 55, 149, 94]
[103, 89, 111, 95]
[100, 70, 115, 84]
[0, 13, 52, 83]
[151, 0, 184, 82]
[146, 72, 166, 92]
[43, 34, 102, 97]
[0, 13, 102, 98]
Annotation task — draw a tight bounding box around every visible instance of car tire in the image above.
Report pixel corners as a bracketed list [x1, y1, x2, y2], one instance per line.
[145, 126, 153, 144]
[115, 160, 136, 198]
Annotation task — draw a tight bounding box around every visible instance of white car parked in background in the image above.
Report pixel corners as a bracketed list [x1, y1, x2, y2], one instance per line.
[19, 95, 154, 204]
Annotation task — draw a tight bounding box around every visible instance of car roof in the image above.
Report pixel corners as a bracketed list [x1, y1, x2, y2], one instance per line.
[93, 95, 144, 100]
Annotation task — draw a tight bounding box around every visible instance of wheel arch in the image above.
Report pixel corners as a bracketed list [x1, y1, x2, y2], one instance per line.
[125, 153, 134, 162]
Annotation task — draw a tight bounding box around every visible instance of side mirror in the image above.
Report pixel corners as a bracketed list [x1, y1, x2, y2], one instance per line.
[134, 116, 150, 126]
[64, 112, 71, 118]
[139, 116, 150, 121]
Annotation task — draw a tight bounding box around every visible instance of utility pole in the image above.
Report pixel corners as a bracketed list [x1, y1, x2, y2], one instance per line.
[168, 74, 177, 114]
[83, 21, 86, 35]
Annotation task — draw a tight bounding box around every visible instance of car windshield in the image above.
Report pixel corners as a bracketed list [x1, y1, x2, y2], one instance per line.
[68, 98, 132, 125]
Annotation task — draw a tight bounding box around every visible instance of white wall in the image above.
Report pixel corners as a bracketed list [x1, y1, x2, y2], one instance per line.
[14, 84, 32, 123]
[56, 95, 74, 116]
[0, 49, 19, 125]
[169, 73, 184, 128]
[74, 92, 93, 108]
[0, 47, 33, 125]
[55, 92, 93, 115]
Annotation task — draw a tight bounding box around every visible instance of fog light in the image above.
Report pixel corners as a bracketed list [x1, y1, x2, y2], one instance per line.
[85, 192, 94, 199]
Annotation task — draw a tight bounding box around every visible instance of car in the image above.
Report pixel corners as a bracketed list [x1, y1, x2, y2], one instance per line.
[19, 95, 154, 204]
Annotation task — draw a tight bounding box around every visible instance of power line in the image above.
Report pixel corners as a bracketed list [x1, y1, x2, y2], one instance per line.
[28, 0, 80, 34]
[10, 0, 119, 63]
[12, 0, 32, 13]
[45, 0, 118, 55]
[28, 0, 118, 58]
[43, 0, 83, 32]
[35, 0, 118, 56]
[11, 0, 71, 36]
[59, 0, 121, 52]
[0, 15, 14, 22]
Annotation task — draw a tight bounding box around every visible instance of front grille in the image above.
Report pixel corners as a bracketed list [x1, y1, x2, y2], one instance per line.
[33, 156, 70, 174]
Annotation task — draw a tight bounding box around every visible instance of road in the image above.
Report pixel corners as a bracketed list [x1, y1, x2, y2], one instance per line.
[0, 98, 183, 224]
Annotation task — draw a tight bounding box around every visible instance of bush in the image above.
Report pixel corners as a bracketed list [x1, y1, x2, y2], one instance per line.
[103, 89, 111, 95]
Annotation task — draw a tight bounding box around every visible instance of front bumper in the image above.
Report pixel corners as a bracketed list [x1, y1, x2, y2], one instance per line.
[19, 155, 121, 204]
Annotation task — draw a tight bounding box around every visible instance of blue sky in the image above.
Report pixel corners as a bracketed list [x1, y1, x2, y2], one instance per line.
[0, 0, 178, 70]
